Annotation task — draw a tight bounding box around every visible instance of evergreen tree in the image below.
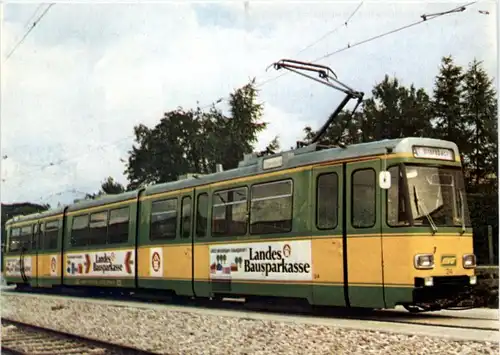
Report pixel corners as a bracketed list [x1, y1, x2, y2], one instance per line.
[431, 55, 470, 157]
[302, 75, 432, 145]
[462, 58, 498, 190]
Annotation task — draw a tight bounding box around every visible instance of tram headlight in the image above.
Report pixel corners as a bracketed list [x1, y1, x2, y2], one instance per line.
[414, 254, 434, 270]
[463, 254, 476, 269]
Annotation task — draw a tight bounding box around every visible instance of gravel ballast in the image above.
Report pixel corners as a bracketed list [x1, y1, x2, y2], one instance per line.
[1, 293, 498, 355]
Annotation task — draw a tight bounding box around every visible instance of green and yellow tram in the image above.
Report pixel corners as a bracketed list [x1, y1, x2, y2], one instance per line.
[3, 136, 477, 311]
[2, 59, 477, 312]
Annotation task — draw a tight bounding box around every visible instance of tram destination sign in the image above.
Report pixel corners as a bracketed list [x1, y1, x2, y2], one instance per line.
[412, 146, 455, 161]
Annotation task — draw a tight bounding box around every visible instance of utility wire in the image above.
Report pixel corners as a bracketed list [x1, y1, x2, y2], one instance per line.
[4, 3, 55, 62]
[2, 135, 134, 185]
[4, 2, 478, 188]
[314, 1, 476, 63]
[197, 2, 365, 110]
[22, 4, 45, 30]
[259, 1, 477, 88]
[295, 1, 364, 56]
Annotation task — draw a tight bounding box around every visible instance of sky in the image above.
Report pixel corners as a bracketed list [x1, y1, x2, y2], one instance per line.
[1, 0, 497, 208]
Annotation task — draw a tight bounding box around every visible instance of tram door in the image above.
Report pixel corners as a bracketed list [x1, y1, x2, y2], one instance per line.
[31, 223, 41, 287]
[345, 159, 386, 309]
[18, 225, 34, 286]
[311, 164, 346, 307]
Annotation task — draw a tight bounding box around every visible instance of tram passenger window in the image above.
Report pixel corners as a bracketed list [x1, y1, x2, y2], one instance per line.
[33, 224, 39, 250]
[387, 166, 410, 226]
[71, 215, 89, 246]
[351, 169, 376, 228]
[89, 211, 108, 245]
[8, 228, 21, 252]
[181, 196, 192, 239]
[250, 180, 293, 235]
[108, 207, 129, 244]
[39, 224, 45, 249]
[317, 173, 338, 229]
[20, 225, 33, 251]
[150, 198, 178, 240]
[196, 193, 208, 238]
[212, 187, 248, 237]
[44, 221, 59, 249]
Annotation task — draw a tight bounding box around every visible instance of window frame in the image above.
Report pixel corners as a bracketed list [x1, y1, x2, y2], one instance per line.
[71, 214, 90, 247]
[33, 224, 39, 250]
[316, 172, 339, 230]
[351, 168, 376, 229]
[43, 220, 60, 250]
[211, 186, 249, 237]
[385, 164, 413, 228]
[180, 196, 192, 239]
[195, 193, 208, 238]
[249, 179, 294, 235]
[8, 227, 21, 252]
[88, 210, 109, 246]
[108, 206, 130, 244]
[19, 225, 33, 251]
[150, 197, 178, 241]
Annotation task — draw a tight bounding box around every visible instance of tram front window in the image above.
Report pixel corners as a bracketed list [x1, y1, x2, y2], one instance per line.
[387, 164, 471, 229]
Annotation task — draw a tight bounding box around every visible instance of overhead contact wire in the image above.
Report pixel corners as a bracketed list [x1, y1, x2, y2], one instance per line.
[4, 3, 55, 61]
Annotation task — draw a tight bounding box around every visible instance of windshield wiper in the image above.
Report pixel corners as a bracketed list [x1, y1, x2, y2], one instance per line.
[412, 186, 438, 235]
[459, 191, 466, 235]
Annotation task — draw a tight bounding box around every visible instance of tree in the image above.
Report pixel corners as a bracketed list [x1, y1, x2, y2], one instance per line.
[301, 110, 364, 147]
[124, 79, 267, 189]
[363, 75, 432, 140]
[215, 78, 266, 168]
[301, 75, 432, 145]
[461, 58, 498, 190]
[258, 136, 281, 155]
[101, 176, 126, 194]
[86, 176, 126, 199]
[125, 109, 203, 189]
[431, 55, 470, 156]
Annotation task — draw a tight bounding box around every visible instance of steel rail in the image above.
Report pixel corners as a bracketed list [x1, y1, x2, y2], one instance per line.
[1, 317, 161, 355]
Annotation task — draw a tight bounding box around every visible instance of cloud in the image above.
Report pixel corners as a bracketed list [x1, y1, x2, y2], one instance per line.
[1, 1, 496, 207]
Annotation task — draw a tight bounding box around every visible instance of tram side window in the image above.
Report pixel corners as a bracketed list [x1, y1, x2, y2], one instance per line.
[250, 180, 293, 235]
[8, 228, 21, 252]
[196, 193, 208, 238]
[317, 173, 339, 229]
[89, 211, 108, 245]
[44, 221, 59, 249]
[108, 207, 129, 244]
[20, 225, 33, 251]
[33, 224, 39, 250]
[387, 165, 410, 226]
[71, 215, 89, 247]
[39, 223, 45, 249]
[351, 169, 376, 228]
[212, 187, 248, 237]
[181, 196, 192, 239]
[150, 198, 178, 240]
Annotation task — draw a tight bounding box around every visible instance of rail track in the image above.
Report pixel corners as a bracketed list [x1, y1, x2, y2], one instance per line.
[1, 318, 159, 355]
[3, 287, 499, 334]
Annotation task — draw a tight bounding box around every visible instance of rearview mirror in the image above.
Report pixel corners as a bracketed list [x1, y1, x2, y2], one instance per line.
[379, 171, 391, 189]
